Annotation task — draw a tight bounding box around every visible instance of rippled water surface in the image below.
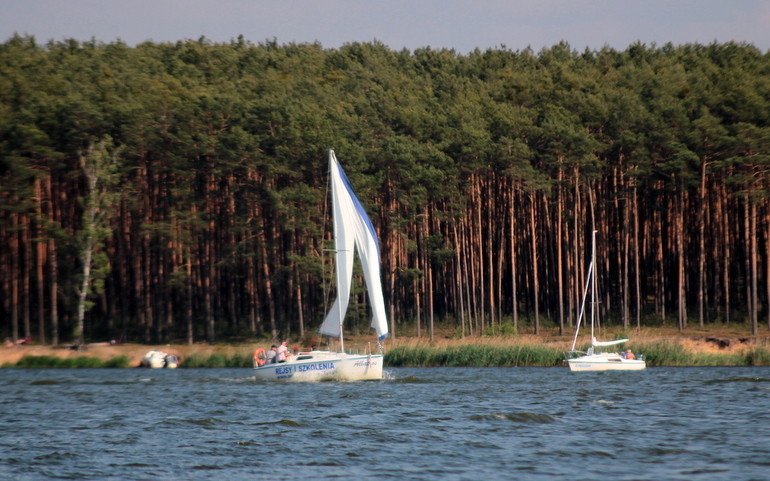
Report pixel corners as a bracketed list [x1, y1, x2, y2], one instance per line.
[1, 367, 769, 480]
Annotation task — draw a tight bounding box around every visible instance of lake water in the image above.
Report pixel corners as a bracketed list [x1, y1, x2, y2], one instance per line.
[1, 367, 769, 481]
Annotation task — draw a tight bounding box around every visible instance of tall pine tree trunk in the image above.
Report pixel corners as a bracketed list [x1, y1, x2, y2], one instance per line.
[744, 195, 754, 334]
[34, 178, 46, 344]
[722, 184, 731, 324]
[509, 181, 518, 331]
[750, 199, 758, 335]
[677, 191, 687, 332]
[766, 202, 770, 329]
[21, 214, 31, 340]
[529, 192, 539, 335]
[184, 247, 194, 345]
[556, 169, 564, 336]
[698, 160, 707, 327]
[10, 213, 19, 343]
[46, 176, 59, 345]
[258, 217, 277, 339]
[633, 178, 641, 328]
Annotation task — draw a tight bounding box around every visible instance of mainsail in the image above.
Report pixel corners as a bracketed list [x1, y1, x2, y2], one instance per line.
[319, 150, 389, 341]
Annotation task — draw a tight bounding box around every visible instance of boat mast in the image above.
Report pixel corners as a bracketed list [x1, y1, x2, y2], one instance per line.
[331, 150, 346, 354]
[590, 229, 597, 343]
[338, 279, 345, 353]
[570, 256, 593, 351]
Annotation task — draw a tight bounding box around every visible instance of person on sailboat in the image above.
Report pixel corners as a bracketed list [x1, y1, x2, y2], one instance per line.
[275, 341, 290, 363]
[266, 345, 277, 364]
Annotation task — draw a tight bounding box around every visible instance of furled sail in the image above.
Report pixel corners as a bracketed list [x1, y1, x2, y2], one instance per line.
[592, 337, 628, 347]
[319, 150, 389, 341]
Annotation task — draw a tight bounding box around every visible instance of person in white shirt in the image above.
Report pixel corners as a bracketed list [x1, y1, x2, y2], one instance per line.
[275, 341, 289, 362]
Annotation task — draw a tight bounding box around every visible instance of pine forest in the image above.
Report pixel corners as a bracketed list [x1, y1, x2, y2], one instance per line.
[0, 36, 768, 346]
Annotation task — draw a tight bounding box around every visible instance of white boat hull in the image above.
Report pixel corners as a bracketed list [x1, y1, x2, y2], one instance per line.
[253, 351, 383, 382]
[567, 352, 646, 372]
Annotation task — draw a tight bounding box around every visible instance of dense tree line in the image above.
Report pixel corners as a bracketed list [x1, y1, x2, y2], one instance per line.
[1, 35, 768, 345]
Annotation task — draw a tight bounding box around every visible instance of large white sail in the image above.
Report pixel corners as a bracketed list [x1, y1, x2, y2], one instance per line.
[319, 150, 389, 341]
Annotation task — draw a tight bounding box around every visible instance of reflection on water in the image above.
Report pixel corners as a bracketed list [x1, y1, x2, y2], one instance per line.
[1, 367, 769, 480]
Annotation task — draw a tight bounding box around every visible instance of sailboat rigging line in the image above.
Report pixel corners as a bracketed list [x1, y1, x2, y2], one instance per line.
[322, 156, 331, 315]
[570, 258, 594, 352]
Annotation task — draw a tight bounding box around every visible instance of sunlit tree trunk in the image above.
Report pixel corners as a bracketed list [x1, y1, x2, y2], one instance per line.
[556, 169, 564, 335]
[744, 195, 754, 334]
[698, 160, 708, 327]
[509, 180, 518, 331]
[34, 177, 46, 344]
[766, 202, 770, 329]
[21, 214, 31, 340]
[10, 213, 19, 343]
[45, 176, 59, 345]
[258, 216, 277, 339]
[722, 183, 731, 324]
[750, 199, 758, 335]
[633, 177, 641, 329]
[529, 192, 539, 335]
[622, 178, 630, 329]
[185, 247, 194, 345]
[677, 191, 687, 332]
[474, 176, 486, 331]
[486, 180, 495, 330]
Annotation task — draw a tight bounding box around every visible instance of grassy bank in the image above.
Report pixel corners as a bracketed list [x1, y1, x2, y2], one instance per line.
[633, 340, 770, 367]
[182, 352, 253, 368]
[385, 344, 564, 367]
[385, 338, 770, 367]
[1, 328, 769, 368]
[3, 355, 131, 368]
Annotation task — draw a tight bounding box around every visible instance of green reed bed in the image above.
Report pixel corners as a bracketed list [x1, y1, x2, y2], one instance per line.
[385, 341, 770, 367]
[628, 341, 770, 367]
[181, 351, 253, 368]
[4, 355, 131, 368]
[385, 344, 564, 367]
[632, 341, 739, 366]
[745, 346, 770, 366]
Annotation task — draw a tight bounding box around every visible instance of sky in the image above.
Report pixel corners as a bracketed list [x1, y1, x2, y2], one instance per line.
[2, 0, 770, 53]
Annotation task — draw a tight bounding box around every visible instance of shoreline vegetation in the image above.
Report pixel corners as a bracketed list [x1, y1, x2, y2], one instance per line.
[2, 326, 769, 369]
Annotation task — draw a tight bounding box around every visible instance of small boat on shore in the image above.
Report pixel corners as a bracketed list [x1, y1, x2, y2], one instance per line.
[164, 354, 178, 369]
[140, 350, 179, 369]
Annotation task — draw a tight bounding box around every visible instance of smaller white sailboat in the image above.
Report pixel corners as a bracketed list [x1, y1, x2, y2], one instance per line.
[566, 230, 646, 372]
[253, 150, 388, 381]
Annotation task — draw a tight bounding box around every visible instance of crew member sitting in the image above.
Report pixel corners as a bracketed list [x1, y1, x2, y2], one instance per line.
[266, 345, 277, 364]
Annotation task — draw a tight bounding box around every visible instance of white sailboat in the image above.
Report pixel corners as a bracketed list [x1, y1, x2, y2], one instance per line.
[566, 230, 646, 372]
[253, 150, 389, 381]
